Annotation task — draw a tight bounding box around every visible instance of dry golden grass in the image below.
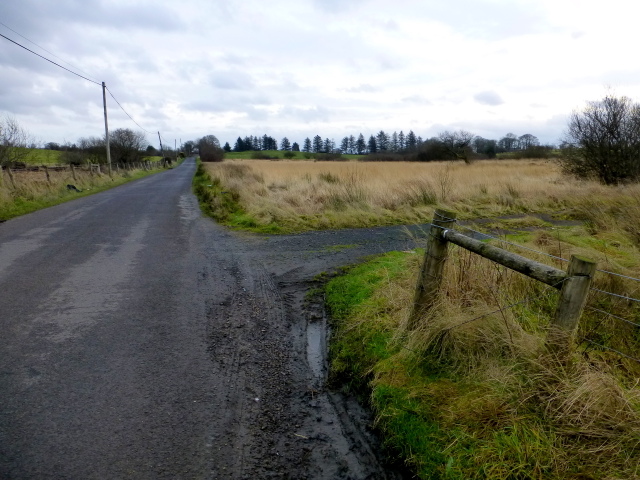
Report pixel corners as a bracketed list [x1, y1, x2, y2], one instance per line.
[0, 164, 161, 220]
[203, 159, 627, 231]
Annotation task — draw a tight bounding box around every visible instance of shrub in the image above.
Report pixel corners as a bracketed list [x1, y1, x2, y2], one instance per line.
[560, 94, 640, 184]
[250, 151, 276, 160]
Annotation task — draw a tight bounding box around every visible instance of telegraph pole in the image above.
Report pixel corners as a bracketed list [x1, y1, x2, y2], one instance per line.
[102, 82, 112, 172]
[158, 131, 164, 166]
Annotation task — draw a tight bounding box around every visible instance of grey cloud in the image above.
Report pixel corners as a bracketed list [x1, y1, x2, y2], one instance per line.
[283, 106, 331, 123]
[210, 71, 255, 90]
[474, 91, 504, 106]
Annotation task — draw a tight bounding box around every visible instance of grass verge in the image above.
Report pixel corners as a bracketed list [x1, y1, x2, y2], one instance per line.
[326, 229, 640, 479]
[0, 164, 166, 221]
[192, 160, 282, 232]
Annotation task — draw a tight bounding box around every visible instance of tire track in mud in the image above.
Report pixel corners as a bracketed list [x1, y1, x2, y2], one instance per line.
[194, 218, 412, 479]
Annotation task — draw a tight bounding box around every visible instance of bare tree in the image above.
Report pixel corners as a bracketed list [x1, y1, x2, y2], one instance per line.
[438, 130, 475, 163]
[498, 133, 518, 152]
[110, 128, 148, 164]
[0, 116, 34, 167]
[561, 94, 640, 184]
[518, 133, 539, 150]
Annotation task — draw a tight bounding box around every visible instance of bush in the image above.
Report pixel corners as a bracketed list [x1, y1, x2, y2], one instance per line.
[361, 153, 406, 162]
[282, 151, 296, 159]
[313, 152, 343, 161]
[560, 94, 640, 184]
[200, 147, 225, 162]
[250, 151, 277, 160]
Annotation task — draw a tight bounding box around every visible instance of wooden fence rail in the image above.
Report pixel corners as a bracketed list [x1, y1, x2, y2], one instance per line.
[410, 209, 596, 356]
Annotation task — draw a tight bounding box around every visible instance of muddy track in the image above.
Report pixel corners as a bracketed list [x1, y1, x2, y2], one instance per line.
[194, 219, 415, 478]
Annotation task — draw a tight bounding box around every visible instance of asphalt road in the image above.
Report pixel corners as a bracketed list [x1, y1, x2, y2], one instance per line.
[0, 158, 416, 479]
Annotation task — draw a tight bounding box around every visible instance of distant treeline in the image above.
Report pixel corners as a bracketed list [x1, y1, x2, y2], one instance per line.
[222, 130, 555, 161]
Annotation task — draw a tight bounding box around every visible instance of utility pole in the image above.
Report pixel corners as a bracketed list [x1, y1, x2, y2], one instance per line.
[102, 82, 112, 172]
[175, 139, 177, 164]
[158, 131, 164, 165]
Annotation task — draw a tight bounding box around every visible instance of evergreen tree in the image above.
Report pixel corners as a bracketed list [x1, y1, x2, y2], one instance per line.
[340, 136, 349, 153]
[406, 130, 417, 150]
[223, 142, 231, 152]
[368, 135, 377, 154]
[303, 137, 312, 152]
[398, 131, 405, 151]
[312, 135, 323, 153]
[234, 136, 246, 152]
[280, 137, 291, 151]
[391, 131, 399, 152]
[292, 142, 300, 152]
[376, 130, 389, 151]
[348, 135, 356, 155]
[323, 138, 333, 153]
[356, 133, 366, 154]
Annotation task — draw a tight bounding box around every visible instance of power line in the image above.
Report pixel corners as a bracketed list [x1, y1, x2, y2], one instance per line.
[105, 86, 155, 134]
[0, 32, 101, 86]
[0, 22, 100, 83]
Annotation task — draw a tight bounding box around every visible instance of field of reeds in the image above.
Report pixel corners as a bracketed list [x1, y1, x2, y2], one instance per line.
[200, 159, 623, 233]
[0, 163, 164, 220]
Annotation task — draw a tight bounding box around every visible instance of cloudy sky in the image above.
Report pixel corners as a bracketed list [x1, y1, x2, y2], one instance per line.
[1, 0, 639, 149]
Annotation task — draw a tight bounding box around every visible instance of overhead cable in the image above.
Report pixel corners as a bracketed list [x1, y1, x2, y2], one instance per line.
[105, 86, 155, 134]
[0, 32, 101, 86]
[0, 22, 100, 83]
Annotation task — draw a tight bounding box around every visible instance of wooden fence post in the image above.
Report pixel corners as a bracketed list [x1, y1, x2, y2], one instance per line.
[71, 164, 77, 182]
[547, 255, 596, 355]
[408, 209, 457, 329]
[44, 166, 51, 184]
[7, 168, 16, 189]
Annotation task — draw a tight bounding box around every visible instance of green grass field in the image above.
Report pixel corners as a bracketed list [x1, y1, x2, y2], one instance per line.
[10, 148, 164, 166]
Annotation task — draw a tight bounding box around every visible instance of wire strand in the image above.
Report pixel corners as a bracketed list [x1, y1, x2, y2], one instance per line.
[587, 306, 640, 328]
[590, 288, 640, 304]
[0, 22, 100, 83]
[105, 86, 154, 134]
[446, 279, 563, 331]
[594, 268, 640, 283]
[580, 339, 640, 364]
[455, 222, 570, 262]
[0, 33, 101, 86]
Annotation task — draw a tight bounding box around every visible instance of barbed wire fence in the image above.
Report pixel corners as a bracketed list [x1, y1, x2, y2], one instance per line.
[419, 212, 640, 364]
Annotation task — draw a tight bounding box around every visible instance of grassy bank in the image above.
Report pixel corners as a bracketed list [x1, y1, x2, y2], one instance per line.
[0, 163, 166, 221]
[199, 159, 637, 234]
[326, 218, 640, 479]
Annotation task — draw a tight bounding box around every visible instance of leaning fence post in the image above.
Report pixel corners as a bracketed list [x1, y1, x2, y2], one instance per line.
[547, 255, 596, 355]
[408, 209, 457, 329]
[7, 167, 16, 189]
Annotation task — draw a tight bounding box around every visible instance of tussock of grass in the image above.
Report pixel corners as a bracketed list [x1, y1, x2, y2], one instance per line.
[0, 164, 163, 220]
[327, 231, 640, 479]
